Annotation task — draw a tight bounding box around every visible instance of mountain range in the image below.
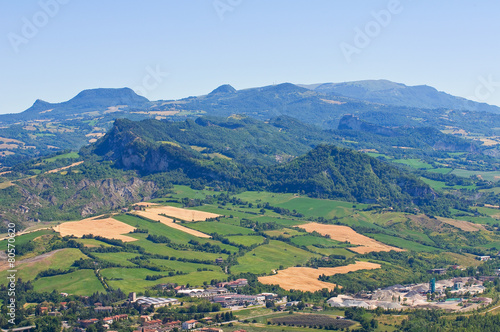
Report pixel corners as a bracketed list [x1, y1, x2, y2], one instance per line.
[1, 80, 500, 166]
[300, 79, 500, 113]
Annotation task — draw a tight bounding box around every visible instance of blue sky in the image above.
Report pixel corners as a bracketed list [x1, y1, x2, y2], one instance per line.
[1, 0, 500, 114]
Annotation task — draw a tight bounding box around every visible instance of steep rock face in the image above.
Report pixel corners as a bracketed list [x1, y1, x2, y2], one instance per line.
[93, 119, 205, 175]
[432, 140, 478, 153]
[484, 148, 500, 158]
[69, 177, 159, 217]
[338, 114, 398, 136]
[2, 176, 160, 226]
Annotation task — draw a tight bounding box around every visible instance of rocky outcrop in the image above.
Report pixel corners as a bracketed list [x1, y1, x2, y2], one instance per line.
[65, 177, 159, 217]
[2, 176, 160, 228]
[338, 114, 398, 137]
[432, 140, 479, 153]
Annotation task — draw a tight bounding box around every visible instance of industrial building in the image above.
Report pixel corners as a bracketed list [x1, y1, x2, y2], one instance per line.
[135, 296, 179, 308]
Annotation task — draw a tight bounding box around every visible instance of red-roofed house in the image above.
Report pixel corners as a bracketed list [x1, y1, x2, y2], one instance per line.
[80, 318, 99, 328]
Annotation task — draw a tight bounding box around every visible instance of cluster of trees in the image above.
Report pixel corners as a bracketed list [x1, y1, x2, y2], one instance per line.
[146, 234, 171, 243]
[240, 218, 282, 231]
[399, 310, 500, 331]
[306, 255, 355, 268]
[344, 307, 378, 331]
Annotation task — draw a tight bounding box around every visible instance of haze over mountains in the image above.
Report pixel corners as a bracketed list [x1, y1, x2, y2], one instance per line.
[300, 80, 500, 113]
[1, 79, 500, 166]
[2, 79, 499, 121]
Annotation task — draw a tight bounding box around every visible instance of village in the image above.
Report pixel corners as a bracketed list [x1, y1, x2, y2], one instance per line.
[10, 271, 495, 332]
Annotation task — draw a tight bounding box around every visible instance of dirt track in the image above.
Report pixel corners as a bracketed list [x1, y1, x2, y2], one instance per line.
[298, 222, 404, 254]
[258, 261, 381, 292]
[46, 161, 84, 174]
[0, 249, 64, 271]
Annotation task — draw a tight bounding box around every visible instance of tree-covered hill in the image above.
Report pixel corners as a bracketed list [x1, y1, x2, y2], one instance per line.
[249, 144, 438, 208]
[89, 118, 443, 209]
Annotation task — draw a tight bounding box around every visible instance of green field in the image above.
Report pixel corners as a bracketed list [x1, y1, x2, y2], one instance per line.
[452, 212, 499, 226]
[251, 215, 304, 227]
[192, 205, 249, 219]
[94, 252, 140, 267]
[451, 169, 500, 182]
[480, 187, 500, 195]
[264, 228, 304, 238]
[150, 258, 219, 273]
[290, 235, 346, 248]
[392, 159, 433, 169]
[366, 152, 391, 159]
[427, 168, 453, 174]
[367, 233, 439, 252]
[129, 234, 229, 261]
[170, 185, 219, 200]
[0, 248, 88, 283]
[33, 269, 104, 296]
[43, 152, 80, 162]
[306, 247, 357, 258]
[235, 191, 298, 206]
[421, 177, 447, 190]
[225, 235, 266, 246]
[279, 198, 367, 219]
[76, 238, 114, 248]
[114, 214, 201, 244]
[184, 221, 254, 236]
[231, 240, 319, 274]
[420, 177, 476, 191]
[0, 229, 55, 251]
[101, 268, 226, 293]
[100, 268, 170, 293]
[155, 270, 227, 288]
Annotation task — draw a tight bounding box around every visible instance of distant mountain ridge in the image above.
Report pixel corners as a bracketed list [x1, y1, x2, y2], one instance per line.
[302, 79, 500, 113]
[1, 87, 149, 122]
[2, 80, 500, 166]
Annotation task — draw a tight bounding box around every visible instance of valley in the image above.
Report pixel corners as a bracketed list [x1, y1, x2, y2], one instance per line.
[2, 82, 500, 331]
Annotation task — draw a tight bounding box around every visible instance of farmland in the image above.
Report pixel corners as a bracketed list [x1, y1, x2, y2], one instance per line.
[185, 221, 254, 236]
[131, 208, 211, 238]
[1, 185, 496, 303]
[138, 205, 220, 221]
[258, 261, 381, 291]
[33, 269, 105, 295]
[0, 248, 87, 282]
[0, 228, 55, 250]
[231, 240, 319, 274]
[53, 215, 137, 242]
[297, 223, 404, 254]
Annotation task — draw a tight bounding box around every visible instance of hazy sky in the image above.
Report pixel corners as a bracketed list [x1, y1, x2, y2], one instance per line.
[1, 0, 500, 114]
